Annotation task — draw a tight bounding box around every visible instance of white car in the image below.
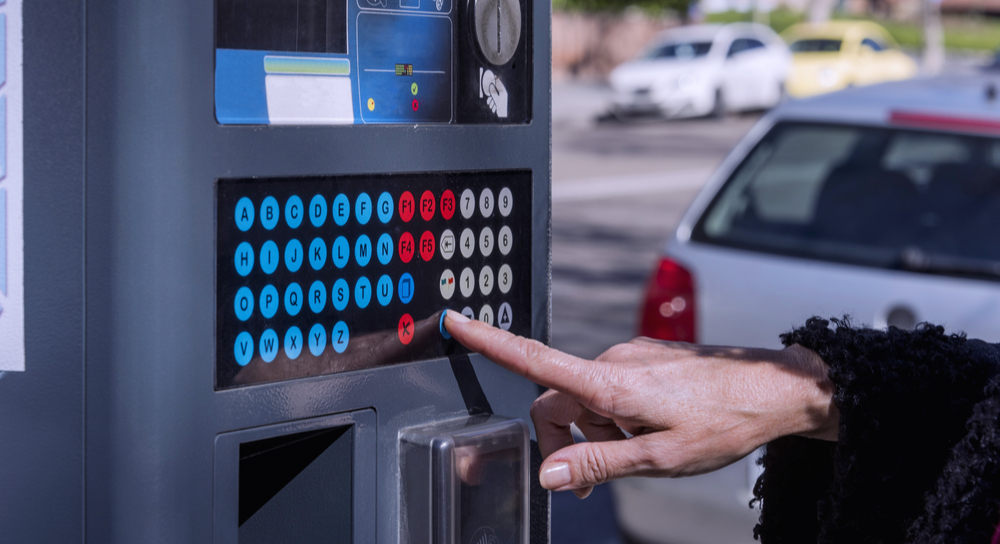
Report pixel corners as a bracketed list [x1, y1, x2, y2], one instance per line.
[615, 75, 1000, 544]
[609, 23, 791, 119]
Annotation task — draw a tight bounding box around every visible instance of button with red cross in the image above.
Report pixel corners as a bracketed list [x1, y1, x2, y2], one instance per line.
[398, 313, 414, 345]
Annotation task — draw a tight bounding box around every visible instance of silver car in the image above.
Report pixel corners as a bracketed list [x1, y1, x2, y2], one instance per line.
[616, 74, 1000, 544]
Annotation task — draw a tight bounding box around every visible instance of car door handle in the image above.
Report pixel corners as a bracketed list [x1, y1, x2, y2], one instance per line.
[885, 305, 917, 330]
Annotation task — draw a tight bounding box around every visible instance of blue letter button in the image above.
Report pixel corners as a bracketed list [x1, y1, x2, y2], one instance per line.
[285, 282, 302, 316]
[260, 285, 279, 319]
[332, 321, 350, 354]
[355, 277, 372, 309]
[284, 327, 303, 360]
[377, 275, 393, 306]
[308, 324, 327, 356]
[332, 236, 349, 269]
[234, 332, 254, 366]
[355, 193, 372, 225]
[377, 192, 393, 223]
[309, 238, 327, 270]
[260, 241, 279, 274]
[235, 197, 254, 231]
[260, 196, 279, 230]
[235, 242, 254, 277]
[259, 329, 279, 363]
[333, 194, 350, 226]
[377, 233, 393, 265]
[286, 196, 303, 229]
[398, 272, 414, 304]
[234, 287, 254, 321]
[309, 194, 327, 227]
[285, 239, 303, 272]
[309, 280, 327, 314]
[332, 278, 349, 311]
[355, 234, 372, 267]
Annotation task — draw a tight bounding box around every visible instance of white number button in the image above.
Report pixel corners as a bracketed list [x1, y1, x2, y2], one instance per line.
[460, 228, 475, 259]
[479, 265, 494, 296]
[498, 187, 513, 217]
[440, 229, 456, 260]
[440, 269, 456, 300]
[479, 188, 494, 218]
[461, 306, 475, 320]
[479, 227, 494, 257]
[498, 225, 512, 255]
[498, 264, 512, 294]
[479, 304, 494, 326]
[498, 302, 512, 331]
[460, 189, 475, 219]
[460, 268, 475, 298]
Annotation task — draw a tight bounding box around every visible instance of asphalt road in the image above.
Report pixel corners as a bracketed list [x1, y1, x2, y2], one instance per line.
[547, 82, 760, 544]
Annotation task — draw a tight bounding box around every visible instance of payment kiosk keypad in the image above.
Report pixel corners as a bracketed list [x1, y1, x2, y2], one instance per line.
[216, 171, 531, 389]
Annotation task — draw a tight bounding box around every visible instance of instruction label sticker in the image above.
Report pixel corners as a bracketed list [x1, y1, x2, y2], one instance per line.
[0, 0, 23, 371]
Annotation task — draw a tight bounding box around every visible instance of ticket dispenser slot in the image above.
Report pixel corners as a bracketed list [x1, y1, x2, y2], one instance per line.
[213, 410, 378, 544]
[400, 416, 529, 544]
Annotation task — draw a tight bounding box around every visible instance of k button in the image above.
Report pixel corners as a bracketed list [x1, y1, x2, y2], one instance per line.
[398, 313, 414, 345]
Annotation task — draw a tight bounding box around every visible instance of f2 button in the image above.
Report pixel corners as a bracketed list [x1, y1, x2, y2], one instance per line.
[398, 313, 414, 345]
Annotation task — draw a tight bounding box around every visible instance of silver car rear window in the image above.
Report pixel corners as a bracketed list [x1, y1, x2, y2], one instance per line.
[693, 122, 1000, 280]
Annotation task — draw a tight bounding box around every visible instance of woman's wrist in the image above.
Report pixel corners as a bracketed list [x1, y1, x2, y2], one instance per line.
[779, 344, 839, 441]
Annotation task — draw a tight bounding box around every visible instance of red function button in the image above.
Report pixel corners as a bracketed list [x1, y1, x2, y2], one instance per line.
[440, 190, 456, 220]
[399, 232, 415, 264]
[419, 230, 435, 261]
[420, 190, 436, 221]
[412, 99, 419, 112]
[398, 313, 414, 345]
[399, 191, 415, 223]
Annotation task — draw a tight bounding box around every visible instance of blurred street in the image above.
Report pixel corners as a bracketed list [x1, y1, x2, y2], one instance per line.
[548, 82, 759, 544]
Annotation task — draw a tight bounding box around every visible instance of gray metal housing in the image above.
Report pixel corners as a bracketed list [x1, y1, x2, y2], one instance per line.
[0, 0, 552, 541]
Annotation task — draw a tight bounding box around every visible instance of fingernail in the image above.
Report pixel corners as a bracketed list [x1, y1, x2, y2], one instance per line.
[540, 462, 571, 489]
[573, 487, 593, 500]
[446, 309, 471, 324]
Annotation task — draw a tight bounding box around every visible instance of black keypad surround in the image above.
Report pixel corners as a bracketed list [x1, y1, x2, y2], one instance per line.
[216, 171, 532, 389]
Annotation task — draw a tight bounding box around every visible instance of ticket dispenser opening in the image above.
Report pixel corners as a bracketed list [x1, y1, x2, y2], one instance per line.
[213, 410, 378, 544]
[400, 415, 529, 544]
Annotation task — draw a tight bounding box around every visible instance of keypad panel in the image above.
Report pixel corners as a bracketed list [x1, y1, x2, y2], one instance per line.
[216, 171, 532, 389]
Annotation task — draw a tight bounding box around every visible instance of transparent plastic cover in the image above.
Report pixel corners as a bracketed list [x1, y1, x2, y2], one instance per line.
[400, 415, 529, 544]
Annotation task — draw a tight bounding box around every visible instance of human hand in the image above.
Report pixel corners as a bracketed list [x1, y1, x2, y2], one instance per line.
[443, 310, 838, 499]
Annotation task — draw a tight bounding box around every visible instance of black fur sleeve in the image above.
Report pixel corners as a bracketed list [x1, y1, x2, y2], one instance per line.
[751, 317, 1000, 544]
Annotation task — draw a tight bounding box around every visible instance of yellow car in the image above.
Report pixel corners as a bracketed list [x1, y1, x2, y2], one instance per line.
[783, 21, 917, 98]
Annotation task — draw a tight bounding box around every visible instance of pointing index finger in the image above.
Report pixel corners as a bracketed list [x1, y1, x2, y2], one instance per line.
[444, 311, 607, 406]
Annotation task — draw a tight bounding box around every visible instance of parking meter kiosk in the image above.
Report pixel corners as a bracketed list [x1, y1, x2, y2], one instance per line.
[0, 0, 551, 542]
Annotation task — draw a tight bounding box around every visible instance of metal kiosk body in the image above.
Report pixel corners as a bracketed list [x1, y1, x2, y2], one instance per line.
[0, 0, 552, 542]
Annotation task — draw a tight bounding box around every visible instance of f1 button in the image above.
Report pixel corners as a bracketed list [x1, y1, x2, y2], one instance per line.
[398, 313, 414, 345]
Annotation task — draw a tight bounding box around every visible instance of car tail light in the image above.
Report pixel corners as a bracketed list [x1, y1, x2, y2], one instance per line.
[638, 257, 697, 342]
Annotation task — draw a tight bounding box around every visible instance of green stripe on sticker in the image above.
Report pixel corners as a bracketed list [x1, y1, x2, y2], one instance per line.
[263, 56, 351, 76]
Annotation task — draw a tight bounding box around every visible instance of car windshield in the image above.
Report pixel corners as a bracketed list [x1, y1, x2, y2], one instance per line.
[643, 41, 713, 60]
[694, 122, 1000, 280]
[790, 39, 842, 52]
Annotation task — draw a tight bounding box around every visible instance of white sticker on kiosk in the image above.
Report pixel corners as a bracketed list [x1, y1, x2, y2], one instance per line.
[0, 0, 24, 372]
